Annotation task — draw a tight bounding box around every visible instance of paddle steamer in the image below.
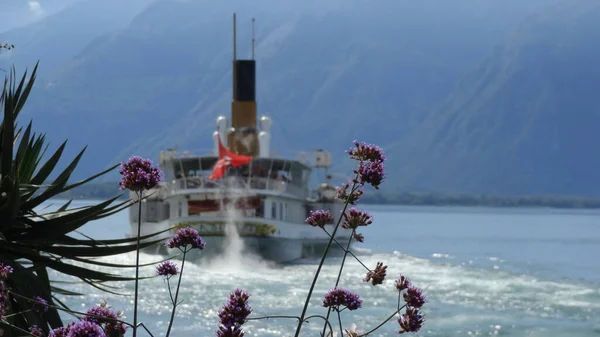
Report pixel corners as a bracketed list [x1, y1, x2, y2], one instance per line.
[128, 14, 349, 262]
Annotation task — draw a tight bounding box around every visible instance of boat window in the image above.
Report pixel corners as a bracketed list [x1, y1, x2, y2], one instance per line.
[279, 202, 283, 220]
[271, 201, 277, 219]
[257, 199, 264, 218]
[173, 161, 184, 180]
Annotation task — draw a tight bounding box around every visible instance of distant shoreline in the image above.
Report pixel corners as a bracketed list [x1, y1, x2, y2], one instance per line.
[55, 182, 600, 209]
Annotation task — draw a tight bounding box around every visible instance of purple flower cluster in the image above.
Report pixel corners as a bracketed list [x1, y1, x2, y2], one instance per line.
[305, 209, 334, 228]
[354, 160, 385, 189]
[83, 305, 117, 325]
[395, 274, 427, 333]
[342, 208, 373, 229]
[167, 227, 206, 250]
[336, 182, 363, 205]
[62, 321, 106, 337]
[156, 261, 179, 278]
[216, 289, 253, 337]
[322, 288, 362, 311]
[117, 156, 163, 191]
[0, 263, 13, 319]
[81, 304, 127, 337]
[353, 232, 365, 243]
[48, 323, 73, 337]
[33, 296, 49, 313]
[216, 325, 244, 337]
[347, 140, 386, 190]
[364, 262, 387, 286]
[29, 325, 44, 337]
[398, 307, 425, 335]
[0, 263, 13, 279]
[395, 275, 411, 291]
[403, 287, 426, 309]
[347, 140, 386, 163]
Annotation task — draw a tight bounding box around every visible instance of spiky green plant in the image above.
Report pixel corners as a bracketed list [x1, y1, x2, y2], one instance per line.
[0, 63, 165, 336]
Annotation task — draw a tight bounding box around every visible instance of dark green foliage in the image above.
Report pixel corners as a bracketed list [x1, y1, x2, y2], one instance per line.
[0, 64, 165, 336]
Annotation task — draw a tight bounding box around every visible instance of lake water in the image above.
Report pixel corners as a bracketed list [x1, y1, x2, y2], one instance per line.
[40, 200, 600, 336]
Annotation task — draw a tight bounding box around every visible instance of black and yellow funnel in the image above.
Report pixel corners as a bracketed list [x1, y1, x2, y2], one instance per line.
[228, 13, 259, 156]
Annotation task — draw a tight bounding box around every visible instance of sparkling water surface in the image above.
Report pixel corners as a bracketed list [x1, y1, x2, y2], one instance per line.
[40, 201, 600, 336]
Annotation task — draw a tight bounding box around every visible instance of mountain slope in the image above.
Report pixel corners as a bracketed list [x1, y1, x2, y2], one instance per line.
[0, 0, 156, 76]
[386, 0, 600, 196]
[0, 0, 81, 32]
[16, 0, 548, 182]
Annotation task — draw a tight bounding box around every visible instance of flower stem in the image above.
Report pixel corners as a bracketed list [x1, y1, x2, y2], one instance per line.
[248, 314, 334, 336]
[0, 320, 39, 337]
[322, 228, 370, 271]
[166, 277, 174, 304]
[2, 309, 32, 318]
[293, 180, 357, 337]
[321, 231, 355, 336]
[337, 310, 343, 337]
[132, 191, 142, 337]
[165, 249, 187, 337]
[7, 291, 133, 328]
[335, 230, 354, 282]
[358, 305, 406, 337]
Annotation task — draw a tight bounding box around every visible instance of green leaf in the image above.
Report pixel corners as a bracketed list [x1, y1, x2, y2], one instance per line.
[26, 140, 66, 187]
[41, 237, 167, 257]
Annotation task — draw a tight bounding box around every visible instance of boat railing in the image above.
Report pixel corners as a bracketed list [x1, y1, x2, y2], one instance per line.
[169, 176, 307, 198]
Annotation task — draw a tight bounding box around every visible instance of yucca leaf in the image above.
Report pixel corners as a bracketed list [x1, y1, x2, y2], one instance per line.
[51, 295, 79, 321]
[23, 144, 83, 209]
[40, 238, 166, 257]
[66, 254, 168, 268]
[13, 125, 22, 147]
[30, 134, 49, 182]
[82, 278, 128, 296]
[14, 121, 32, 173]
[2, 241, 149, 282]
[34, 196, 130, 231]
[35, 265, 64, 327]
[50, 285, 83, 296]
[56, 199, 73, 213]
[61, 163, 120, 192]
[26, 140, 66, 188]
[49, 226, 171, 246]
[43, 259, 137, 282]
[11, 63, 38, 121]
[1, 73, 15, 186]
[7, 260, 62, 331]
[17, 196, 121, 240]
[0, 165, 20, 232]
[18, 131, 46, 184]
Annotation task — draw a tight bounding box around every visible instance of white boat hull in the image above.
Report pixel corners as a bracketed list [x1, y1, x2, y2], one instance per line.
[131, 215, 352, 263]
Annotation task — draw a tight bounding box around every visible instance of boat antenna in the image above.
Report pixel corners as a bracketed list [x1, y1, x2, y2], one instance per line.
[233, 13, 237, 61]
[251, 17, 255, 60]
[233, 12, 237, 100]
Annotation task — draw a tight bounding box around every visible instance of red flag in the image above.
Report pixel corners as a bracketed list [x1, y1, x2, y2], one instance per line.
[209, 136, 253, 180]
[208, 158, 229, 180]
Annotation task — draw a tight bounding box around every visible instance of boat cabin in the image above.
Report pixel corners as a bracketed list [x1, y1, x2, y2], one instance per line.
[159, 154, 312, 199]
